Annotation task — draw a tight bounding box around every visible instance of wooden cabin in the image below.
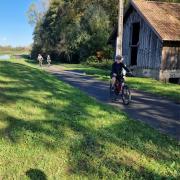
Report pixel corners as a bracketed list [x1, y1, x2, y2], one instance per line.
[108, 0, 180, 83]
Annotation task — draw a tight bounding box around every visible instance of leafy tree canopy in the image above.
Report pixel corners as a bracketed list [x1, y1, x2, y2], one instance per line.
[28, 0, 179, 62]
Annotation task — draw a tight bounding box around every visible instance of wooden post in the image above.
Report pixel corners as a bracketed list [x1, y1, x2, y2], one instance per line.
[116, 0, 124, 57]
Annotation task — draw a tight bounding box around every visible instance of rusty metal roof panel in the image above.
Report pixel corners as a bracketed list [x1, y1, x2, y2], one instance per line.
[131, 0, 180, 41]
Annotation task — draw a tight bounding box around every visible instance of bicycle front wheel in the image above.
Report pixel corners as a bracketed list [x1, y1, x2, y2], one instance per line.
[110, 83, 119, 102]
[122, 85, 131, 105]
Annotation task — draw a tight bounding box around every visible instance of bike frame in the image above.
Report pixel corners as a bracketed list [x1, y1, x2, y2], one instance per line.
[114, 77, 125, 94]
[110, 73, 132, 105]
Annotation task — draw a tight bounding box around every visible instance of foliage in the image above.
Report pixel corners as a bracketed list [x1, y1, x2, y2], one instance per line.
[28, 0, 180, 62]
[148, 0, 180, 2]
[29, 0, 118, 62]
[0, 59, 179, 179]
[26, 0, 51, 26]
[86, 56, 99, 63]
[86, 57, 113, 70]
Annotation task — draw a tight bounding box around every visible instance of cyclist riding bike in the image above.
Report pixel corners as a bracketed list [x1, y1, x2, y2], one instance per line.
[110, 55, 130, 90]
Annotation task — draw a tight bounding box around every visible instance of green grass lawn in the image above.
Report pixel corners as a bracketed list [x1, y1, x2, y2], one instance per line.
[58, 63, 180, 102]
[55, 63, 111, 80]
[0, 59, 179, 179]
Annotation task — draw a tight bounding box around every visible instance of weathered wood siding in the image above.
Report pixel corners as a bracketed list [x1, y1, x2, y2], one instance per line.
[122, 9, 162, 69]
[161, 46, 180, 70]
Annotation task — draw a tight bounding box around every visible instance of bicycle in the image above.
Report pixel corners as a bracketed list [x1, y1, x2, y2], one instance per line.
[110, 73, 132, 105]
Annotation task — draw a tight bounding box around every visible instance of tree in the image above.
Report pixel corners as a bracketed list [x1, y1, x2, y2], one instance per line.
[26, 0, 51, 26]
[30, 0, 179, 62]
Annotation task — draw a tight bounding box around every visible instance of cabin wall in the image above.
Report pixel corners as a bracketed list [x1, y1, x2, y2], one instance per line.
[122, 9, 162, 78]
[159, 45, 180, 83]
[161, 46, 180, 70]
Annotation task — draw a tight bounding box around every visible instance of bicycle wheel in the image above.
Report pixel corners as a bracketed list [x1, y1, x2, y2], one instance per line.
[122, 85, 131, 105]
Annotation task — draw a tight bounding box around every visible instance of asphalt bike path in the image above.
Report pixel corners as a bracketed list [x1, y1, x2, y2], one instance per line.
[45, 66, 180, 141]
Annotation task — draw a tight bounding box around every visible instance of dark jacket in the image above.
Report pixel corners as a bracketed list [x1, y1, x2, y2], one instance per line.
[111, 62, 130, 77]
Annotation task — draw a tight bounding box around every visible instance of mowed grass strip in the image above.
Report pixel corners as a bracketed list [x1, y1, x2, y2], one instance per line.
[0, 59, 179, 179]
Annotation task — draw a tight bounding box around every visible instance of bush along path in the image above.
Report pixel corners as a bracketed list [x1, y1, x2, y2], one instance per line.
[45, 66, 180, 141]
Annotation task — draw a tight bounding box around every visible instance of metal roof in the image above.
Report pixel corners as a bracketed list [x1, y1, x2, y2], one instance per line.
[130, 0, 180, 41]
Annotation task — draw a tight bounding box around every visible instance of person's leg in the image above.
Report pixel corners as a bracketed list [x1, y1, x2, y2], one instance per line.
[111, 77, 116, 86]
[111, 76, 116, 90]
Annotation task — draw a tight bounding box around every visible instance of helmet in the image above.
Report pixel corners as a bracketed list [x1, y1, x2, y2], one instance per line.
[115, 55, 123, 61]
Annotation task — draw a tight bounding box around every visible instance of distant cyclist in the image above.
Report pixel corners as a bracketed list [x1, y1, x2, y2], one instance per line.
[110, 55, 130, 90]
[37, 54, 43, 67]
[47, 55, 51, 67]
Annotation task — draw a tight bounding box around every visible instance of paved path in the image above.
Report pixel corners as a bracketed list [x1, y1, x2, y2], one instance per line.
[46, 66, 180, 141]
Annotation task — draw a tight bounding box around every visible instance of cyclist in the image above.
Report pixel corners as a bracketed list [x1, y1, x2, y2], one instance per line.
[37, 54, 44, 67]
[47, 55, 51, 67]
[110, 55, 130, 90]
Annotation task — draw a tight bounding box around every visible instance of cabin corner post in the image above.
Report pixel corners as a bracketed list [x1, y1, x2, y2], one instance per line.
[116, 0, 124, 57]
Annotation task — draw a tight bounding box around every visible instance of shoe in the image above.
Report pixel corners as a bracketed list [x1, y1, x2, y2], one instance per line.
[111, 86, 115, 91]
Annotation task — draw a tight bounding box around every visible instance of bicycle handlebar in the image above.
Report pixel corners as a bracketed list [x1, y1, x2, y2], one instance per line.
[125, 72, 134, 77]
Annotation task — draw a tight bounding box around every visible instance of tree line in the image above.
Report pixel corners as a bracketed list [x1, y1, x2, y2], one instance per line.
[28, 0, 180, 63]
[0, 45, 30, 52]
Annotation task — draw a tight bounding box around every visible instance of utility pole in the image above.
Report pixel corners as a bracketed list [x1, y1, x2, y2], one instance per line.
[116, 0, 124, 57]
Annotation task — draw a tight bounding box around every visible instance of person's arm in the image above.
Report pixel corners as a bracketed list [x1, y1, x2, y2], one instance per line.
[122, 63, 130, 73]
[111, 63, 116, 74]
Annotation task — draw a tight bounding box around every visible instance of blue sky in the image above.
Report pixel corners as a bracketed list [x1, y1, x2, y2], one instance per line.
[0, 0, 37, 47]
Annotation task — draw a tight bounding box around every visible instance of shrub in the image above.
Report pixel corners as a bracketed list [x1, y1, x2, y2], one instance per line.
[86, 57, 113, 70]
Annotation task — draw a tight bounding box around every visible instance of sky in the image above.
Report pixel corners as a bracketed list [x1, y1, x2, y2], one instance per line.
[0, 0, 38, 47]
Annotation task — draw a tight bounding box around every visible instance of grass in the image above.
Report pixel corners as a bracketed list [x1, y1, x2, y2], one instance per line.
[57, 63, 180, 102]
[126, 77, 180, 101]
[0, 58, 179, 179]
[56, 63, 111, 80]
[0, 51, 28, 55]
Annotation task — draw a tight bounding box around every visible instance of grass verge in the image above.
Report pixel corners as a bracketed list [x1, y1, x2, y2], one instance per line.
[0, 59, 179, 179]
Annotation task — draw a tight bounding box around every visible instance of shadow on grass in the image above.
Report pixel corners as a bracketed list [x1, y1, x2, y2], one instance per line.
[69, 137, 171, 179]
[26, 169, 47, 180]
[67, 120, 179, 179]
[0, 61, 179, 179]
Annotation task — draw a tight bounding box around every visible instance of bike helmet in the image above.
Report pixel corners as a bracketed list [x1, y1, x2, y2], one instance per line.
[115, 55, 123, 60]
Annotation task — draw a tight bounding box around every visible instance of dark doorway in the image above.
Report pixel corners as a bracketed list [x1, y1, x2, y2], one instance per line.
[130, 22, 140, 65]
[169, 78, 180, 84]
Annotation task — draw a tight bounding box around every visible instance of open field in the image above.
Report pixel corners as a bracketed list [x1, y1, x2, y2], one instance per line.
[0, 48, 30, 55]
